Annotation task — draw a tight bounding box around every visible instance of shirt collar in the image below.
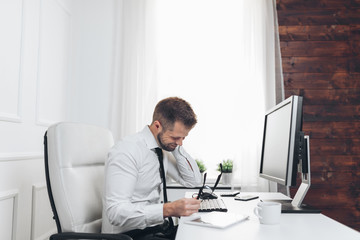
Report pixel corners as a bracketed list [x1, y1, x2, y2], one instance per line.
[141, 125, 159, 150]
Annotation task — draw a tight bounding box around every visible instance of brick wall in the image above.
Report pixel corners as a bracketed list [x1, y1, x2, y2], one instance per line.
[277, 0, 360, 231]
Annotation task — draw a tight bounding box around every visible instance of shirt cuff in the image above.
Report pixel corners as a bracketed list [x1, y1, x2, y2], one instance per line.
[144, 203, 164, 226]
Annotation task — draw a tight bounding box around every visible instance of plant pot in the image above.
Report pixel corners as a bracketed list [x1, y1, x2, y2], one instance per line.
[200, 172, 205, 180]
[222, 172, 232, 185]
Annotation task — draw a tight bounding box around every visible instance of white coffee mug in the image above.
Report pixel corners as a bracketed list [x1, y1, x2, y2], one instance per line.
[253, 202, 281, 225]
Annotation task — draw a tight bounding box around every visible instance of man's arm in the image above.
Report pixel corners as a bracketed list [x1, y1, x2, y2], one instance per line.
[166, 146, 202, 187]
[163, 198, 201, 217]
[104, 146, 164, 232]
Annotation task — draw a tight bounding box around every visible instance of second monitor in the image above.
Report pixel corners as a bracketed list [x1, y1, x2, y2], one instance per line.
[259, 95, 320, 213]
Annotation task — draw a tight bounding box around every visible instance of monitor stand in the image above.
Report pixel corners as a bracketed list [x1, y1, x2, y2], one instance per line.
[265, 181, 320, 213]
[266, 136, 321, 214]
[274, 199, 321, 213]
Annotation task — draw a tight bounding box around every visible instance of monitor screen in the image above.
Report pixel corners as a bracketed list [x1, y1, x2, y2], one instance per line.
[259, 95, 303, 186]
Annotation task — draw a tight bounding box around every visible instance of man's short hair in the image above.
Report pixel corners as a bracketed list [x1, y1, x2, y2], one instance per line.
[152, 97, 197, 130]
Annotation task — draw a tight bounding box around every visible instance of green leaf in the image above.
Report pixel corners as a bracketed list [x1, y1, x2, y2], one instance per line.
[195, 159, 207, 173]
[217, 159, 233, 173]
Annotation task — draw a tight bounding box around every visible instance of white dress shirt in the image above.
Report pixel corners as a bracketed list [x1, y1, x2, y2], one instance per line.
[102, 126, 202, 233]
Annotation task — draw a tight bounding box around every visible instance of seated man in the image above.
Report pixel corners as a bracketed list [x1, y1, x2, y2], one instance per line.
[102, 97, 202, 240]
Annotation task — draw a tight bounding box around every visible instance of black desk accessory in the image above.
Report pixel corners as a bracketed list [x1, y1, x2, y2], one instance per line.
[197, 164, 223, 200]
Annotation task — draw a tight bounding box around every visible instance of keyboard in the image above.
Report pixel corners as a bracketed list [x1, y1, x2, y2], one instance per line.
[199, 198, 228, 212]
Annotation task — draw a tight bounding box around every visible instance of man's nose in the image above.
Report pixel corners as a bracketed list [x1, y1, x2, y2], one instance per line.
[176, 139, 183, 146]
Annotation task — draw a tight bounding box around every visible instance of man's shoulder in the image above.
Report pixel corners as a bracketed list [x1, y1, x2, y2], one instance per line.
[107, 133, 149, 168]
[111, 132, 147, 154]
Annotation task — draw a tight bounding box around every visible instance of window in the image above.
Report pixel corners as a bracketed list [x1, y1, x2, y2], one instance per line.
[154, 0, 281, 187]
[112, 0, 282, 189]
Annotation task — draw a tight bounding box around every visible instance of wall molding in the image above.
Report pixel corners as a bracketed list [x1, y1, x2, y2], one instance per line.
[31, 183, 56, 240]
[0, 189, 19, 240]
[0, 152, 43, 162]
[0, 0, 24, 123]
[0, 112, 22, 123]
[35, 0, 72, 127]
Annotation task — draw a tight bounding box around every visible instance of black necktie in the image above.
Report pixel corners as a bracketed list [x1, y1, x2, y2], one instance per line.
[155, 147, 174, 227]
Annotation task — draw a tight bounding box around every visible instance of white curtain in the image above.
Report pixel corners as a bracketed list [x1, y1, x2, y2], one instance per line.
[111, 0, 284, 190]
[109, 0, 159, 141]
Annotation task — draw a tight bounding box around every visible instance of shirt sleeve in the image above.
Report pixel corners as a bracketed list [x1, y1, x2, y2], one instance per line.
[166, 146, 202, 187]
[103, 145, 164, 233]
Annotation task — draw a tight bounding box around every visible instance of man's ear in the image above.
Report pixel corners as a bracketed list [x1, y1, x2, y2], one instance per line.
[154, 120, 162, 132]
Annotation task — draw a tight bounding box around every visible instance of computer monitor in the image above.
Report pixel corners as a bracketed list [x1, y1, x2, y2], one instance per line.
[259, 95, 320, 213]
[260, 95, 304, 186]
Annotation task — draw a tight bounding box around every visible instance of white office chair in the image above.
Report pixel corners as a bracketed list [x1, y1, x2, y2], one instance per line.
[44, 122, 132, 240]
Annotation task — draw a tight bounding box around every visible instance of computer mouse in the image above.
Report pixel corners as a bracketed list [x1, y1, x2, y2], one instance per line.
[200, 192, 218, 199]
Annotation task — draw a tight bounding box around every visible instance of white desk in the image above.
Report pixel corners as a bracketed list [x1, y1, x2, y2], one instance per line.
[175, 192, 360, 240]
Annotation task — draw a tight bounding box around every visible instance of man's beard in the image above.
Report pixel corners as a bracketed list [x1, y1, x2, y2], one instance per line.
[157, 131, 177, 152]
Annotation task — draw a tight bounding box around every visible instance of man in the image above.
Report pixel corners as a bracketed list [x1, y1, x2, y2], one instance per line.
[102, 97, 202, 240]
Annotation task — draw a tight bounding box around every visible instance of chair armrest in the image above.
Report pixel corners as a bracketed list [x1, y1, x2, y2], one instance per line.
[49, 232, 132, 240]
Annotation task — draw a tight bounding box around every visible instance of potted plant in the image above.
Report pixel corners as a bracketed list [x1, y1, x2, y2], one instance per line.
[195, 159, 207, 179]
[218, 159, 233, 185]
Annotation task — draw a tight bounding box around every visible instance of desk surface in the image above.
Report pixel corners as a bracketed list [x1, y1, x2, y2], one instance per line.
[175, 192, 360, 240]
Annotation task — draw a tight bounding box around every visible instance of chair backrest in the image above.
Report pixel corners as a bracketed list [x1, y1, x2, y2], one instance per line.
[45, 122, 114, 233]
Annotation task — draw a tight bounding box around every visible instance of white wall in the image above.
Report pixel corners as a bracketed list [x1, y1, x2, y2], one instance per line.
[67, 0, 117, 128]
[0, 0, 117, 239]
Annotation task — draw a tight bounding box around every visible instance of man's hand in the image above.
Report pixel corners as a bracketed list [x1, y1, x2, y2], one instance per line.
[163, 198, 201, 217]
